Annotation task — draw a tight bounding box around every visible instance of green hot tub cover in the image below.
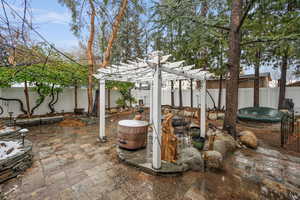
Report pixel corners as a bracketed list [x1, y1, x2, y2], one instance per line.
[237, 107, 284, 123]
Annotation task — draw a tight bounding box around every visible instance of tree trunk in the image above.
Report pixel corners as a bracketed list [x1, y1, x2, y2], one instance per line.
[100, 0, 128, 68]
[253, 50, 260, 107]
[86, 0, 96, 115]
[190, 79, 193, 107]
[74, 84, 78, 109]
[223, 0, 242, 137]
[24, 80, 31, 118]
[278, 51, 288, 109]
[171, 80, 174, 106]
[31, 83, 46, 115]
[48, 84, 56, 114]
[92, 89, 99, 116]
[0, 97, 27, 114]
[218, 75, 223, 110]
[179, 80, 183, 107]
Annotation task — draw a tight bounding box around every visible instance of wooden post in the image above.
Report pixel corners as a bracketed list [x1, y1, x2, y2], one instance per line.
[152, 62, 162, 169]
[200, 78, 206, 137]
[99, 79, 106, 141]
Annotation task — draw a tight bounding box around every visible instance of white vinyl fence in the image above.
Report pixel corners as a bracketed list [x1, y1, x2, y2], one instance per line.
[0, 87, 299, 117]
[0, 87, 121, 118]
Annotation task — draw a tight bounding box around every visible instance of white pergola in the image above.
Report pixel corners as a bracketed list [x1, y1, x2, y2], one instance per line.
[94, 51, 212, 169]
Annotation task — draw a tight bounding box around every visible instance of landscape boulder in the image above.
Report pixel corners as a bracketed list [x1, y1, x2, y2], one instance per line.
[239, 130, 258, 149]
[213, 139, 227, 157]
[110, 108, 118, 114]
[180, 147, 204, 171]
[214, 133, 236, 152]
[203, 150, 223, 170]
[206, 128, 237, 156]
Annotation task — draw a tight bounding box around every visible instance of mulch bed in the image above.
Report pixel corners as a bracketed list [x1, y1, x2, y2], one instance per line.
[58, 118, 86, 127]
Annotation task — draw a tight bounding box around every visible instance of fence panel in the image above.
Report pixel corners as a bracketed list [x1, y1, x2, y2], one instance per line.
[1, 86, 299, 117]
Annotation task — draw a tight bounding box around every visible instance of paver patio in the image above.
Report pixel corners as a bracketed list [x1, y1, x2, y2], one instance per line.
[1, 116, 300, 200]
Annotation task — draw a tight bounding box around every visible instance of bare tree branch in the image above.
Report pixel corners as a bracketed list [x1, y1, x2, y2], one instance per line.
[236, 0, 256, 33]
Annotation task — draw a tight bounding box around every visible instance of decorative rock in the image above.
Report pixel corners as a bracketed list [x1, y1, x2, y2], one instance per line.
[206, 127, 236, 157]
[203, 150, 223, 170]
[208, 113, 217, 120]
[0, 126, 22, 140]
[213, 140, 227, 157]
[180, 147, 204, 171]
[239, 130, 258, 149]
[206, 128, 223, 137]
[110, 108, 118, 114]
[217, 112, 225, 119]
[206, 128, 215, 137]
[214, 133, 236, 152]
[184, 110, 194, 117]
[0, 140, 33, 183]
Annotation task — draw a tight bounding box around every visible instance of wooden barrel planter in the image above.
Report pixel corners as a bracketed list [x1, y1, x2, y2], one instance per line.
[0, 139, 33, 183]
[117, 120, 148, 150]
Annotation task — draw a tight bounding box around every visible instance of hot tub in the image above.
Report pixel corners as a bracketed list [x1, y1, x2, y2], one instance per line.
[117, 120, 149, 150]
[237, 107, 284, 123]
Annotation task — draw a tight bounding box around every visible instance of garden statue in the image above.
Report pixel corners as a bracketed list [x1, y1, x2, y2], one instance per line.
[161, 113, 178, 163]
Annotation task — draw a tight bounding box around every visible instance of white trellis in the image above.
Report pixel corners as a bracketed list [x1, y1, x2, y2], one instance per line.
[94, 51, 212, 170]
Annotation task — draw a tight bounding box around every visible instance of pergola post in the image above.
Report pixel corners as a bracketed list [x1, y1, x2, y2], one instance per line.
[99, 79, 106, 141]
[152, 64, 162, 169]
[200, 78, 206, 138]
[149, 81, 153, 124]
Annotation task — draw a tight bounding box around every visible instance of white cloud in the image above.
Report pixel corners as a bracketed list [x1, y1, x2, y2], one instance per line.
[32, 8, 70, 25]
[8, 5, 71, 25]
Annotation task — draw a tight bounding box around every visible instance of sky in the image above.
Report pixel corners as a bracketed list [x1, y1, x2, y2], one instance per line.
[3, 0, 298, 83]
[29, 0, 79, 50]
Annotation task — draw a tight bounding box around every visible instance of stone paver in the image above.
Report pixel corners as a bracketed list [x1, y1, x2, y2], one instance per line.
[1, 117, 300, 200]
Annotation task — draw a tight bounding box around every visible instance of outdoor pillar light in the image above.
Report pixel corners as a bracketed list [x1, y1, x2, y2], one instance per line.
[19, 128, 29, 146]
[13, 117, 17, 126]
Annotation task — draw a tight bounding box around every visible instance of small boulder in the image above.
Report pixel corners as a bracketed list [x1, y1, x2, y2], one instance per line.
[239, 130, 258, 149]
[110, 108, 118, 114]
[217, 112, 225, 120]
[203, 150, 223, 170]
[213, 139, 227, 157]
[180, 147, 204, 171]
[215, 133, 236, 152]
